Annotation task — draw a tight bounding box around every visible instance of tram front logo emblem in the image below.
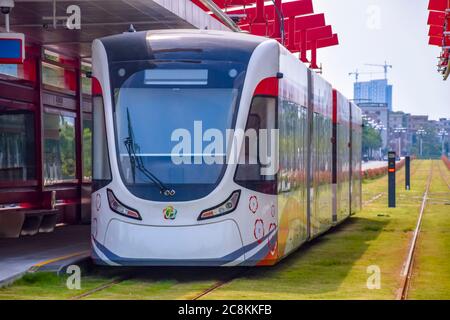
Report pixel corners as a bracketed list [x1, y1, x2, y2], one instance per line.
[163, 205, 177, 220]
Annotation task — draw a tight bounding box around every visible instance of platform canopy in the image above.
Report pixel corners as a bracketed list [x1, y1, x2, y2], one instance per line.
[192, 0, 339, 69]
[427, 0, 450, 80]
[0, 0, 228, 58]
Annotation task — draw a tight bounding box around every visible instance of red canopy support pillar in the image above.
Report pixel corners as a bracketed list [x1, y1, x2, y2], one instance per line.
[20, 45, 38, 82]
[271, 0, 282, 39]
[300, 29, 308, 62]
[253, 0, 265, 23]
[310, 40, 319, 69]
[288, 16, 296, 50]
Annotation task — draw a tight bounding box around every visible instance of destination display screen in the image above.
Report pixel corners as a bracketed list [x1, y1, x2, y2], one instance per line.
[0, 39, 22, 59]
[0, 33, 25, 64]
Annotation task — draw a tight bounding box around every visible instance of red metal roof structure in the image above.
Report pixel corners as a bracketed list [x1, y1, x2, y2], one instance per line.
[427, 0, 450, 80]
[192, 0, 339, 70]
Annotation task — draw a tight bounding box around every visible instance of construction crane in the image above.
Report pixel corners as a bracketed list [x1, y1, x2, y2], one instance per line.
[348, 69, 384, 82]
[364, 61, 393, 79]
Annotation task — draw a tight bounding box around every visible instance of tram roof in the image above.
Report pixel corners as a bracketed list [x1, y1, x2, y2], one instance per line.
[98, 29, 270, 64]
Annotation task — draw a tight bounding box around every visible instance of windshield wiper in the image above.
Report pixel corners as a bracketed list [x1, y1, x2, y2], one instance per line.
[124, 108, 176, 197]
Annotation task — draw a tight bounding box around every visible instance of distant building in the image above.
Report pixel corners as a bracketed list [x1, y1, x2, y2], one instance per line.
[389, 111, 405, 129]
[409, 115, 429, 131]
[359, 104, 450, 158]
[354, 79, 393, 111]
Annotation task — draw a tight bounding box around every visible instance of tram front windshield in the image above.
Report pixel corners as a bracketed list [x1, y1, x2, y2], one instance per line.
[111, 60, 246, 201]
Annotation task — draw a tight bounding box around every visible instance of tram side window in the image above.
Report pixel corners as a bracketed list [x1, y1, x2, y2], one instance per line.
[0, 111, 36, 182]
[92, 95, 111, 191]
[234, 96, 277, 195]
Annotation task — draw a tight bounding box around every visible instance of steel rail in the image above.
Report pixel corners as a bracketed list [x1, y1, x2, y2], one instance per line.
[397, 161, 433, 300]
[191, 269, 248, 300]
[69, 277, 128, 300]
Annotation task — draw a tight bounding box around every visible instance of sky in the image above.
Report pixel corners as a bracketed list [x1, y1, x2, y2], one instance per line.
[311, 0, 449, 120]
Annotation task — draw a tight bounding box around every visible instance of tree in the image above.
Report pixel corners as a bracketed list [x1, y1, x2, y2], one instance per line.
[60, 119, 76, 179]
[362, 121, 382, 158]
[83, 127, 92, 179]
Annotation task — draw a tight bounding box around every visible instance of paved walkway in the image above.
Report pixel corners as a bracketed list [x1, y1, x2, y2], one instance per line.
[362, 161, 387, 170]
[0, 225, 90, 286]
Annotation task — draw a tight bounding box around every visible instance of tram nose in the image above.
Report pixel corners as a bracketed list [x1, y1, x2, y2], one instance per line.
[95, 218, 245, 266]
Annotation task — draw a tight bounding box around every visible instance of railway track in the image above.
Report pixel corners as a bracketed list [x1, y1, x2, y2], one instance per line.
[69, 276, 128, 300]
[67, 266, 156, 300]
[191, 269, 248, 300]
[363, 160, 418, 207]
[397, 159, 419, 187]
[67, 267, 248, 300]
[437, 160, 450, 190]
[193, 162, 426, 300]
[396, 161, 434, 300]
[69, 161, 433, 300]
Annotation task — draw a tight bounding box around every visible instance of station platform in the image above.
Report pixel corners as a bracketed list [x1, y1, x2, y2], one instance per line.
[0, 225, 90, 287]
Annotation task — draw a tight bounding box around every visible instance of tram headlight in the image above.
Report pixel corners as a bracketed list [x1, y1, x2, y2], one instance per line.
[198, 190, 241, 221]
[107, 189, 142, 220]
